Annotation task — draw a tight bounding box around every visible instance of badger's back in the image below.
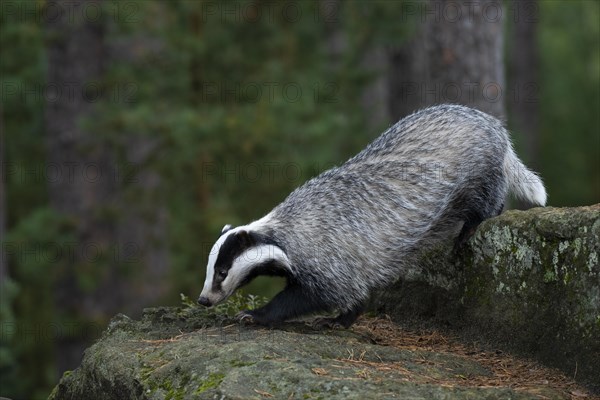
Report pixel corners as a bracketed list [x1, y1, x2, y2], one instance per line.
[264, 105, 535, 310]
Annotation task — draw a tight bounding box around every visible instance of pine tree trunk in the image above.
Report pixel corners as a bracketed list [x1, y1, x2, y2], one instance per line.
[509, 0, 539, 169]
[389, 0, 506, 119]
[361, 47, 391, 132]
[44, 0, 168, 374]
[45, 0, 113, 373]
[0, 101, 6, 283]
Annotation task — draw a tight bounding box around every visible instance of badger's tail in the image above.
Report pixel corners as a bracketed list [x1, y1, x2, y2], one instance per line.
[503, 146, 547, 206]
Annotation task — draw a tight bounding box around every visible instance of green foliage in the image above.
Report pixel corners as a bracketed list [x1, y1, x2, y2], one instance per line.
[180, 291, 268, 317]
[1, 0, 47, 223]
[3, 207, 75, 399]
[538, 1, 600, 205]
[89, 0, 384, 303]
[0, 276, 18, 396]
[1, 3, 52, 397]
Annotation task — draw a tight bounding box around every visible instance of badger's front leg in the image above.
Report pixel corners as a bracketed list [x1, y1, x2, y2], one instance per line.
[237, 284, 326, 327]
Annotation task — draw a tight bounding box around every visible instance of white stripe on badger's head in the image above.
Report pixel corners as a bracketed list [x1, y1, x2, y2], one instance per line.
[201, 224, 235, 293]
[221, 244, 290, 298]
[198, 219, 291, 307]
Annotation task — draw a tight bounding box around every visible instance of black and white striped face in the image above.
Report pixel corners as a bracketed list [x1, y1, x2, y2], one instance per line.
[197, 224, 291, 307]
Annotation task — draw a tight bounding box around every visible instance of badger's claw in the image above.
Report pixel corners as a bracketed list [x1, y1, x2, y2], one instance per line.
[235, 310, 256, 324]
[312, 317, 343, 330]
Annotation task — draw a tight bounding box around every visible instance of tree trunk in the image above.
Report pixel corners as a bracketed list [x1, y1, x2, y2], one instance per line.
[508, 0, 539, 169]
[0, 101, 6, 283]
[45, 0, 168, 374]
[389, 0, 506, 120]
[388, 26, 429, 119]
[45, 0, 113, 373]
[361, 47, 391, 132]
[320, 0, 346, 69]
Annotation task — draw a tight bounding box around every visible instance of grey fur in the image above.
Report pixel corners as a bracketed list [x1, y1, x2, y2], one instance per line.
[200, 104, 547, 324]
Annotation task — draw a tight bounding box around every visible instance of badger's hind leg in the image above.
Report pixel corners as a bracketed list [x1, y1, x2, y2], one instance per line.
[453, 218, 482, 252]
[452, 171, 507, 253]
[453, 196, 505, 253]
[312, 303, 364, 330]
[453, 198, 506, 253]
[237, 283, 326, 327]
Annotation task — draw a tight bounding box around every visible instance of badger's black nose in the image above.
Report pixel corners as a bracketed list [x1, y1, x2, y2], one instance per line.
[197, 296, 212, 307]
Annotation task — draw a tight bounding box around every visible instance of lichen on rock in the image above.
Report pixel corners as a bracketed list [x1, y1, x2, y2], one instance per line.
[373, 205, 600, 393]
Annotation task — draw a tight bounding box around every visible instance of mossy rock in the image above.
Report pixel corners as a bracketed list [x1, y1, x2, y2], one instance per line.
[372, 204, 600, 393]
[49, 205, 599, 398]
[49, 307, 569, 400]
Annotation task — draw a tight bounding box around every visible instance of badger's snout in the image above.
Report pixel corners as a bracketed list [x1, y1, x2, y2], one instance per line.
[197, 296, 212, 307]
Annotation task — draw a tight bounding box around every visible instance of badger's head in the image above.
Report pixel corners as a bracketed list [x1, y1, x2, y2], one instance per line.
[197, 223, 291, 307]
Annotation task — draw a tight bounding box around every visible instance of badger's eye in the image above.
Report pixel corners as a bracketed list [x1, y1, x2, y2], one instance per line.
[217, 270, 227, 279]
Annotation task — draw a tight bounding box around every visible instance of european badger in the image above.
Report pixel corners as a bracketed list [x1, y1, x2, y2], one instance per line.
[197, 104, 546, 328]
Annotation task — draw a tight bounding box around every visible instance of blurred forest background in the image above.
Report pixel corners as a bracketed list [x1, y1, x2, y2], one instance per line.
[0, 0, 598, 398]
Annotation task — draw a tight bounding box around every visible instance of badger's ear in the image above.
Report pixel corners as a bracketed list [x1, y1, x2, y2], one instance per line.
[220, 224, 233, 235]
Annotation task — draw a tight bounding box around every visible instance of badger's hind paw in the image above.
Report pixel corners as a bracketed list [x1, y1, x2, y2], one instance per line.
[235, 310, 256, 324]
[311, 317, 344, 330]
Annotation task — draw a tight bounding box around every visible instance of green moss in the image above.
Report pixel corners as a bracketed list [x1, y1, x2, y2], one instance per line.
[230, 360, 255, 367]
[543, 269, 556, 283]
[139, 364, 156, 389]
[194, 372, 225, 394]
[47, 385, 59, 400]
[164, 386, 184, 400]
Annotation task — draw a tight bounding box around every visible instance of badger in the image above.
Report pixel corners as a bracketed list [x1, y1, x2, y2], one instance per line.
[197, 104, 547, 328]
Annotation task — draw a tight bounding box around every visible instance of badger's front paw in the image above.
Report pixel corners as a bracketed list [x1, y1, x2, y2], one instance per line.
[235, 310, 256, 324]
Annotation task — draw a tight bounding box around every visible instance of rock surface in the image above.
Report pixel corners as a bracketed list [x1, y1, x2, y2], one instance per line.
[372, 205, 600, 393]
[49, 307, 581, 400]
[49, 205, 599, 399]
